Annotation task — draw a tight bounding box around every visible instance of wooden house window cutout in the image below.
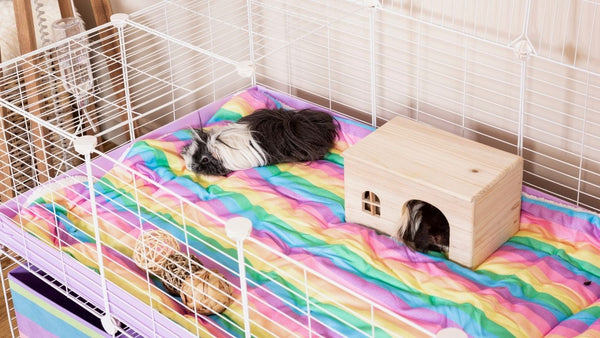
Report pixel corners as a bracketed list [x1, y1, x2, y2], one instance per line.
[362, 191, 380, 216]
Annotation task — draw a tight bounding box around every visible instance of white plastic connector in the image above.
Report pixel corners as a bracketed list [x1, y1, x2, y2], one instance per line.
[101, 315, 120, 335]
[363, 0, 379, 7]
[511, 39, 535, 61]
[236, 61, 255, 78]
[225, 217, 253, 241]
[435, 327, 468, 338]
[73, 135, 97, 155]
[110, 13, 129, 29]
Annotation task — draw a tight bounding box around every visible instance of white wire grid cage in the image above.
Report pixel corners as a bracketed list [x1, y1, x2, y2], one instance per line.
[0, 0, 598, 336]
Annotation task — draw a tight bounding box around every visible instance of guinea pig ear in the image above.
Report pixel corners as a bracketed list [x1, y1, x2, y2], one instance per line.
[190, 128, 206, 144]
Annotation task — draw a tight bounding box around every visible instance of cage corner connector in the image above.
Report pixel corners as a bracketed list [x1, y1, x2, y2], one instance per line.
[225, 217, 253, 242]
[236, 61, 255, 78]
[101, 315, 120, 335]
[73, 135, 97, 155]
[110, 13, 130, 29]
[510, 38, 535, 61]
[363, 0, 380, 8]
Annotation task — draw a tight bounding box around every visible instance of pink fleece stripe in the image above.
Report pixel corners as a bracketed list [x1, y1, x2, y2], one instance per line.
[521, 199, 600, 239]
[248, 284, 337, 337]
[521, 212, 600, 250]
[231, 170, 341, 225]
[358, 230, 557, 333]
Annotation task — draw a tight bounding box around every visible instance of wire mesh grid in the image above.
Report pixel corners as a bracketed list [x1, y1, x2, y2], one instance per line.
[0, 252, 19, 337]
[0, 247, 145, 337]
[0, 0, 599, 336]
[248, 0, 600, 211]
[0, 17, 251, 199]
[1, 137, 427, 336]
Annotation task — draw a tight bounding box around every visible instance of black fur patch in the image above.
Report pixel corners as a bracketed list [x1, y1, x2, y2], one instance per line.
[400, 200, 450, 253]
[238, 108, 339, 165]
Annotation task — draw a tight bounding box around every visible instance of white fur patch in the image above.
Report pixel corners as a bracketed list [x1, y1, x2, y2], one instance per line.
[397, 202, 411, 240]
[397, 201, 424, 241]
[409, 203, 424, 239]
[207, 124, 267, 171]
[182, 138, 198, 171]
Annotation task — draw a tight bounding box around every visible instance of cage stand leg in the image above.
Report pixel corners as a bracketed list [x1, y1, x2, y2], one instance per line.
[73, 135, 119, 335]
[225, 217, 253, 338]
[96, 2, 141, 140]
[110, 13, 137, 142]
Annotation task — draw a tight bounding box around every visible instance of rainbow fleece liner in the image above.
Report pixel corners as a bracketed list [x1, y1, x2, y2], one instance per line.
[16, 87, 600, 337]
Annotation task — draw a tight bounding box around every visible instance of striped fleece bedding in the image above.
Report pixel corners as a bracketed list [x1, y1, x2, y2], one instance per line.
[15, 87, 600, 337]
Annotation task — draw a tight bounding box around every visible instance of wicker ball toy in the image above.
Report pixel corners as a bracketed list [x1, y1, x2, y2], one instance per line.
[180, 269, 234, 315]
[160, 252, 204, 296]
[133, 229, 180, 274]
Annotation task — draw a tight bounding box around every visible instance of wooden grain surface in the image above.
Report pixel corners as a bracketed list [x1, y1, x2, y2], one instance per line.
[343, 117, 522, 202]
[344, 116, 523, 268]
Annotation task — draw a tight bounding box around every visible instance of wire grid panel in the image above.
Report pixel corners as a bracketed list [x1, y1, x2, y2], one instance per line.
[251, 0, 526, 134]
[251, 0, 600, 211]
[379, 0, 528, 47]
[0, 0, 599, 336]
[1, 138, 429, 337]
[0, 253, 19, 337]
[0, 148, 235, 336]
[129, 0, 250, 63]
[0, 4, 429, 334]
[0, 248, 144, 338]
[0, 16, 250, 194]
[251, 0, 374, 117]
[126, 0, 252, 121]
[528, 0, 600, 73]
[523, 58, 597, 208]
[521, 0, 600, 210]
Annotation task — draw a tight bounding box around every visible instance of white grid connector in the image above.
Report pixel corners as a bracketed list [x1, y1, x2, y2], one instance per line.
[225, 217, 252, 241]
[101, 315, 120, 335]
[511, 38, 535, 61]
[73, 135, 97, 155]
[236, 61, 255, 78]
[110, 13, 129, 29]
[363, 0, 379, 8]
[226, 216, 252, 337]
